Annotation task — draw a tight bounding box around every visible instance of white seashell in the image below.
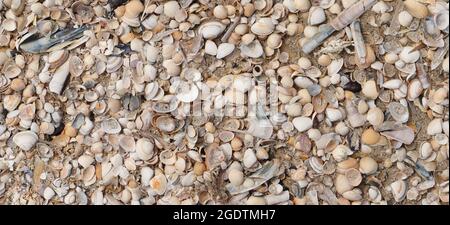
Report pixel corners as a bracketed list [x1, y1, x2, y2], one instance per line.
[243, 148, 257, 168]
[43, 187, 55, 200]
[176, 83, 199, 103]
[309, 156, 324, 173]
[335, 174, 352, 194]
[362, 80, 379, 100]
[78, 154, 94, 168]
[198, 21, 226, 39]
[251, 18, 275, 36]
[49, 60, 70, 95]
[327, 58, 343, 75]
[283, 0, 311, 13]
[205, 40, 218, 56]
[342, 189, 363, 201]
[159, 150, 177, 165]
[163, 1, 180, 18]
[435, 11, 449, 31]
[266, 33, 282, 49]
[399, 46, 420, 64]
[308, 7, 326, 25]
[216, 43, 235, 59]
[388, 102, 409, 123]
[407, 79, 423, 101]
[366, 107, 384, 127]
[292, 117, 313, 132]
[13, 131, 38, 151]
[331, 144, 352, 162]
[390, 180, 407, 202]
[371, 1, 390, 14]
[325, 108, 343, 122]
[136, 138, 154, 161]
[427, 118, 442, 136]
[382, 79, 403, 89]
[398, 11, 413, 27]
[240, 40, 264, 58]
[419, 142, 433, 160]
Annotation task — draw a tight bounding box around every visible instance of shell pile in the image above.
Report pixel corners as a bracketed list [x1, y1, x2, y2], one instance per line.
[0, 0, 448, 205]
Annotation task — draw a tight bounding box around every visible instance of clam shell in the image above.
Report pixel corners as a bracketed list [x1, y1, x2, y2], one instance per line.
[381, 126, 415, 145]
[243, 148, 257, 168]
[216, 43, 235, 59]
[119, 135, 135, 152]
[345, 168, 362, 186]
[136, 138, 155, 161]
[240, 40, 264, 58]
[308, 6, 326, 25]
[150, 174, 167, 195]
[251, 18, 275, 36]
[13, 131, 38, 151]
[159, 150, 177, 165]
[390, 180, 407, 202]
[198, 21, 226, 39]
[327, 58, 343, 75]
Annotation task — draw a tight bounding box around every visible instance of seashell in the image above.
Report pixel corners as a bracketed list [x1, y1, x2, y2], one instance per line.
[119, 135, 135, 152]
[388, 102, 409, 123]
[308, 6, 326, 25]
[332, 144, 352, 162]
[382, 79, 403, 89]
[124, 0, 144, 19]
[251, 18, 275, 36]
[398, 11, 413, 27]
[345, 168, 362, 187]
[325, 108, 343, 122]
[240, 40, 264, 58]
[427, 118, 442, 136]
[229, 169, 244, 186]
[404, 0, 428, 19]
[150, 174, 167, 195]
[345, 100, 366, 128]
[219, 131, 235, 142]
[361, 128, 380, 145]
[3, 94, 21, 111]
[49, 60, 70, 95]
[198, 21, 226, 39]
[407, 79, 423, 101]
[101, 118, 122, 134]
[154, 115, 177, 133]
[390, 180, 407, 202]
[243, 149, 258, 168]
[176, 83, 199, 103]
[434, 10, 449, 31]
[163, 1, 180, 18]
[399, 46, 420, 64]
[342, 189, 363, 201]
[327, 58, 343, 75]
[13, 131, 38, 151]
[69, 56, 84, 77]
[371, 1, 390, 13]
[78, 154, 94, 168]
[292, 117, 313, 132]
[159, 150, 177, 165]
[359, 157, 378, 175]
[247, 196, 267, 205]
[362, 80, 379, 100]
[205, 40, 218, 56]
[309, 157, 324, 173]
[335, 174, 352, 194]
[48, 50, 69, 69]
[72, 1, 94, 23]
[106, 56, 123, 73]
[380, 125, 415, 145]
[367, 107, 384, 127]
[216, 43, 235, 59]
[2, 19, 16, 32]
[432, 87, 448, 104]
[43, 187, 55, 200]
[266, 33, 282, 49]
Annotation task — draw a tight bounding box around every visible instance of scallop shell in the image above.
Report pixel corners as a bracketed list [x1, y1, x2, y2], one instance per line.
[388, 102, 409, 123]
[13, 131, 38, 151]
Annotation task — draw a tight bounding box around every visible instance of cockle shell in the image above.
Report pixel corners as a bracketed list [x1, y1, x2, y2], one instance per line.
[150, 174, 167, 195]
[292, 117, 313, 132]
[13, 131, 38, 151]
[240, 40, 264, 58]
[308, 6, 326, 25]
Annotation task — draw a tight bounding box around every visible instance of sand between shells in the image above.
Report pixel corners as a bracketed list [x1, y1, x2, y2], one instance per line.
[0, 0, 449, 205]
